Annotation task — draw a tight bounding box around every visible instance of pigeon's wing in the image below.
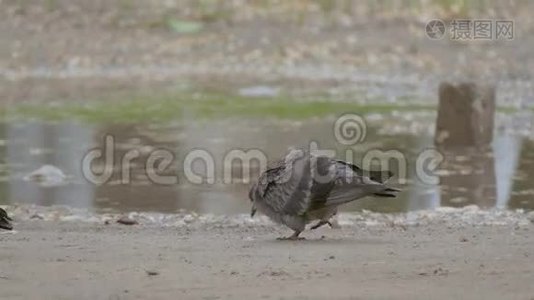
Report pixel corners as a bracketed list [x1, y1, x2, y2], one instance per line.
[253, 153, 398, 215]
[308, 159, 390, 211]
[255, 151, 315, 216]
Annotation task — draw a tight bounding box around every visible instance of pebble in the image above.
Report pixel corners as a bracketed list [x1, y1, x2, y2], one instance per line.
[3, 204, 533, 229]
[117, 216, 138, 225]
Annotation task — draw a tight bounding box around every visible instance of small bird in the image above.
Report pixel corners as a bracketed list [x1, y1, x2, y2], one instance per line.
[249, 149, 399, 240]
[0, 208, 13, 231]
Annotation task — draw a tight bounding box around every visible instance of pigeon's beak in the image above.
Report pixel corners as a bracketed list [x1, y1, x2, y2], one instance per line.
[250, 206, 257, 218]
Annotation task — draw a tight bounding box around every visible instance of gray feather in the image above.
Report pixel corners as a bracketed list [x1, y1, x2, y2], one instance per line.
[249, 149, 400, 231]
[252, 150, 313, 216]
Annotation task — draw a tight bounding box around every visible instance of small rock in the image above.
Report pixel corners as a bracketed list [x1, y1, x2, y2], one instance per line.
[459, 237, 469, 242]
[183, 214, 195, 223]
[146, 270, 159, 276]
[117, 216, 138, 225]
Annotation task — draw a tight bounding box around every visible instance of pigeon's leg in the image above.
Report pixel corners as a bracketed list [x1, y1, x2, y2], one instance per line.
[310, 220, 332, 230]
[277, 230, 305, 240]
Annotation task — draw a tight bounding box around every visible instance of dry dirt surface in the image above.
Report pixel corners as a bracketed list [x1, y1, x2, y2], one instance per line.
[1, 221, 533, 300]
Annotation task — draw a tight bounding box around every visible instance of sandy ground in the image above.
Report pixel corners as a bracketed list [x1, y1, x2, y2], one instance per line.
[1, 219, 533, 300]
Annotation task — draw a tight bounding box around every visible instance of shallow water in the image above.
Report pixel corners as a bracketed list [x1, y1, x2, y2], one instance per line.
[1, 114, 533, 214]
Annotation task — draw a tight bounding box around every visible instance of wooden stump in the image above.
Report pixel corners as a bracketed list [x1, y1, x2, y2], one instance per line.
[435, 82, 495, 147]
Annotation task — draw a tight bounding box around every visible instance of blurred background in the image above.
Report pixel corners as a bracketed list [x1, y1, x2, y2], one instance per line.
[0, 0, 533, 215]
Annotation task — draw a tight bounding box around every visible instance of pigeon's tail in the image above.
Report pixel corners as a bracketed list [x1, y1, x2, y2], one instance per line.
[373, 187, 401, 198]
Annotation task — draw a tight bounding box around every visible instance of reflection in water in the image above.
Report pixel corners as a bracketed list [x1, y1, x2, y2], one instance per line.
[5, 122, 94, 209]
[407, 134, 441, 211]
[0, 118, 532, 213]
[91, 124, 182, 213]
[438, 148, 497, 209]
[494, 135, 524, 209]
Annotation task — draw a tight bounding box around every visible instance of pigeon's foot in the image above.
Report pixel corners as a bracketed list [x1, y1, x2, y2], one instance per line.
[310, 220, 332, 230]
[277, 231, 304, 240]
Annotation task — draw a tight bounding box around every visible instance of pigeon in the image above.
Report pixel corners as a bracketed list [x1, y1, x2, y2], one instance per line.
[0, 208, 13, 231]
[249, 149, 399, 240]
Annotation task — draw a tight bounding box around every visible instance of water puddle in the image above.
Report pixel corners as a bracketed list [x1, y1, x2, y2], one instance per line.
[0, 114, 533, 214]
